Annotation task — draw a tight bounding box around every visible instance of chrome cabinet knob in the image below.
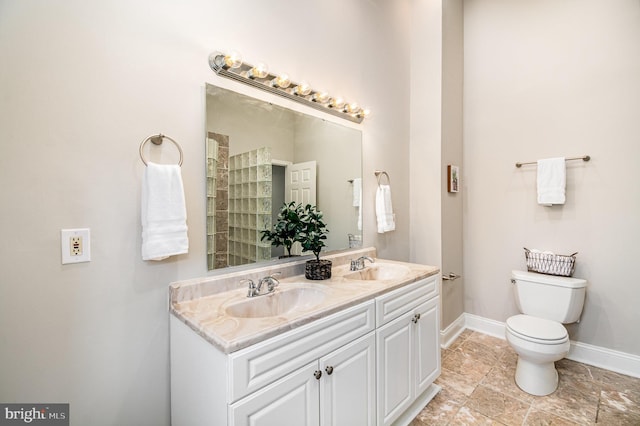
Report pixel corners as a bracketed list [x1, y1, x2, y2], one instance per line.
[325, 366, 334, 375]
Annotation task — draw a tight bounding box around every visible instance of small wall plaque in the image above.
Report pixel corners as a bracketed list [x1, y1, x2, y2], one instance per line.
[447, 165, 459, 193]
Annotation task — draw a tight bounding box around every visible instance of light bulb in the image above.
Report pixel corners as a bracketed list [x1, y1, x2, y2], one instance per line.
[312, 90, 330, 104]
[360, 107, 371, 118]
[224, 51, 242, 69]
[248, 63, 269, 79]
[273, 74, 291, 89]
[329, 96, 345, 109]
[346, 102, 361, 114]
[294, 81, 312, 96]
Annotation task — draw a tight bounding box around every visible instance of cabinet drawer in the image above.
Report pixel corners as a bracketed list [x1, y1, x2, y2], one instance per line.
[229, 300, 375, 402]
[375, 276, 437, 327]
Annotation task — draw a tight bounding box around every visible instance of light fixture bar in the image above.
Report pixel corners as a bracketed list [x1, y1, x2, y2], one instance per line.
[208, 52, 367, 124]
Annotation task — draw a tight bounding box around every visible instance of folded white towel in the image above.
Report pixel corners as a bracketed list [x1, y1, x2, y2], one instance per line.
[352, 178, 362, 207]
[376, 184, 395, 233]
[141, 162, 189, 261]
[352, 178, 362, 231]
[537, 157, 566, 206]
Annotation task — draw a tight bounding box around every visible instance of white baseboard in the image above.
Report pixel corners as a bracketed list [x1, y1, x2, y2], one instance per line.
[440, 312, 640, 379]
[440, 314, 466, 349]
[568, 340, 640, 379]
[464, 313, 506, 339]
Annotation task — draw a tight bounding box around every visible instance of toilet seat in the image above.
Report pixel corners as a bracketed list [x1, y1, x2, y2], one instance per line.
[506, 314, 568, 345]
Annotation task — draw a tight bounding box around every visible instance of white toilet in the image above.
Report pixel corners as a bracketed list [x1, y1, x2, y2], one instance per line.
[505, 270, 587, 396]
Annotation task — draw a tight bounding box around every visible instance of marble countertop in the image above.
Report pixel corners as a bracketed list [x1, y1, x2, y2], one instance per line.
[170, 253, 439, 354]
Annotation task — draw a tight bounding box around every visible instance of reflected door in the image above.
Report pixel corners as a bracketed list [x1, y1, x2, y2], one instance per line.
[285, 161, 316, 255]
[286, 160, 317, 206]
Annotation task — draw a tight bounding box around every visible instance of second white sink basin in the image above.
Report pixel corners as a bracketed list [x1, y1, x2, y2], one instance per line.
[343, 263, 411, 281]
[225, 286, 328, 318]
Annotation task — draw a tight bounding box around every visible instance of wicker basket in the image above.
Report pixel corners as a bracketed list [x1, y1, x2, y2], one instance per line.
[524, 248, 577, 277]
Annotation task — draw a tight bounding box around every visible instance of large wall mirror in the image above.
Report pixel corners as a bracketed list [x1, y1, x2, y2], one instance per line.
[206, 84, 363, 270]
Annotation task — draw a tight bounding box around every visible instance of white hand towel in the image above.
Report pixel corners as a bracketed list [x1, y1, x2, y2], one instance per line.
[376, 184, 395, 233]
[141, 162, 189, 261]
[352, 178, 362, 207]
[537, 157, 566, 206]
[352, 178, 362, 231]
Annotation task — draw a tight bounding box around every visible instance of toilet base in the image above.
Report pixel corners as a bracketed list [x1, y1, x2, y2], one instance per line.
[514, 356, 559, 396]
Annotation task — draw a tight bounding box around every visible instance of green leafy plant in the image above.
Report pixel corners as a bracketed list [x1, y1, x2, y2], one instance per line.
[260, 202, 304, 257]
[298, 204, 329, 261]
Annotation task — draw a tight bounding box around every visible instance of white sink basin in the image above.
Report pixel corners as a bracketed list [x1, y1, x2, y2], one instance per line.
[225, 286, 328, 318]
[343, 263, 411, 281]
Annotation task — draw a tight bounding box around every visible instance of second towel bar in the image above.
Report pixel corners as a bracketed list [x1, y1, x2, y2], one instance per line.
[515, 155, 590, 168]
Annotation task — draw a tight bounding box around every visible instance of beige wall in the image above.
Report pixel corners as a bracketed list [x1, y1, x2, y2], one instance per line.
[441, 0, 465, 329]
[463, 0, 640, 355]
[0, 1, 411, 424]
[410, 0, 443, 270]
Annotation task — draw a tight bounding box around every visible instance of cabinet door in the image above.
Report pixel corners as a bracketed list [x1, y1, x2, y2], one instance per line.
[376, 311, 414, 426]
[320, 332, 376, 426]
[414, 297, 440, 397]
[229, 361, 320, 426]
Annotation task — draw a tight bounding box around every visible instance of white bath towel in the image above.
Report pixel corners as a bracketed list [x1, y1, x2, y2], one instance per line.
[352, 178, 362, 231]
[537, 157, 566, 206]
[376, 184, 395, 233]
[141, 162, 189, 260]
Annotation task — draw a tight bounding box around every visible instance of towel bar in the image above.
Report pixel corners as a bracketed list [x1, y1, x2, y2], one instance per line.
[515, 155, 590, 168]
[139, 133, 184, 166]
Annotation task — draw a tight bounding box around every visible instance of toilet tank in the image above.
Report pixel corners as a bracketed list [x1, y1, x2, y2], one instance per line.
[511, 270, 587, 323]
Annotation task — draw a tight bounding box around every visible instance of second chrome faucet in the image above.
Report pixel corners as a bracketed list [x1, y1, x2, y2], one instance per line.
[350, 256, 375, 271]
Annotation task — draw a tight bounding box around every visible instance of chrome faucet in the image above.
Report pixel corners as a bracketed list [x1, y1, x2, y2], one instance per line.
[350, 256, 375, 271]
[244, 272, 281, 298]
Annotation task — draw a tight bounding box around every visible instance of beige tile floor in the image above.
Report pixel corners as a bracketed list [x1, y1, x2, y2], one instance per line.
[412, 330, 640, 425]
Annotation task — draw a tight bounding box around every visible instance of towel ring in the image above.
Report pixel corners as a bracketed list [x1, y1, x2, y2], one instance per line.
[374, 170, 390, 187]
[139, 133, 183, 166]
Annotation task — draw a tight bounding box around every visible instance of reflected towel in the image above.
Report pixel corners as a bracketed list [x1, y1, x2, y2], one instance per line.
[537, 157, 566, 206]
[352, 178, 362, 231]
[141, 162, 189, 260]
[376, 184, 395, 233]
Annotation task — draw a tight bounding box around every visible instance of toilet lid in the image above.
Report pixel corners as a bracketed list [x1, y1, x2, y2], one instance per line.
[507, 314, 568, 342]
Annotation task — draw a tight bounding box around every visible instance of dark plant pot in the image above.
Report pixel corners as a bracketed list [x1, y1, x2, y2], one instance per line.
[305, 259, 332, 280]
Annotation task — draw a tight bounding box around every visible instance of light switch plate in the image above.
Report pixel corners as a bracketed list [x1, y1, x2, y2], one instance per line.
[61, 228, 91, 264]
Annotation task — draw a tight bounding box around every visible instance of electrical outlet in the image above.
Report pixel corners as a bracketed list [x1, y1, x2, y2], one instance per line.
[71, 236, 83, 256]
[61, 228, 91, 264]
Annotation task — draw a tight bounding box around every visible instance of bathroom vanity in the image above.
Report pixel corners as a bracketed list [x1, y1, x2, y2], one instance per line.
[169, 248, 441, 426]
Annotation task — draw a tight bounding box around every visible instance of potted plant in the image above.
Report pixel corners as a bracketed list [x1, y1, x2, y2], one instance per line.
[260, 202, 304, 258]
[298, 204, 331, 280]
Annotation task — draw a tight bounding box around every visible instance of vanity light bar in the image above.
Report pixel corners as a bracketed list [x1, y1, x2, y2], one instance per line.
[208, 51, 370, 124]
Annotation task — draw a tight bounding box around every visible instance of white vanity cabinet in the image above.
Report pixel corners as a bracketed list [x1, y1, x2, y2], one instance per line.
[376, 275, 440, 426]
[171, 300, 376, 426]
[229, 331, 376, 426]
[170, 273, 440, 426]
